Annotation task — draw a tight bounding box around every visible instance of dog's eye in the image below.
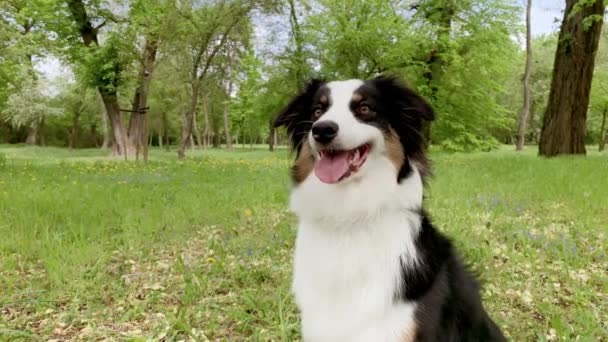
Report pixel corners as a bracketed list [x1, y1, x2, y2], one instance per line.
[360, 105, 370, 115]
[313, 108, 323, 119]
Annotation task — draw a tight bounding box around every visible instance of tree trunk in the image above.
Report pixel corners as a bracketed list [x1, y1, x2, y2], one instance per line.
[26, 125, 37, 145]
[37, 118, 46, 146]
[539, 0, 605, 157]
[599, 103, 608, 152]
[70, 110, 82, 149]
[516, 0, 533, 151]
[100, 90, 132, 156]
[202, 90, 210, 149]
[128, 38, 158, 161]
[421, 0, 455, 143]
[212, 125, 220, 148]
[193, 109, 203, 149]
[67, 0, 134, 156]
[178, 79, 200, 159]
[101, 108, 110, 149]
[223, 82, 233, 150]
[176, 13, 244, 158]
[269, 127, 275, 152]
[161, 110, 169, 151]
[274, 128, 279, 147]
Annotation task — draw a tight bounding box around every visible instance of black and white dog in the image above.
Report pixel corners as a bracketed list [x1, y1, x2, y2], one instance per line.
[274, 76, 506, 341]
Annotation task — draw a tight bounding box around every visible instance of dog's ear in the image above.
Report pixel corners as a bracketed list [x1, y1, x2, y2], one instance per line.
[274, 79, 325, 151]
[274, 79, 325, 128]
[372, 75, 435, 122]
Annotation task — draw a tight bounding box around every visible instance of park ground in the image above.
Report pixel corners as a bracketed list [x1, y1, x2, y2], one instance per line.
[0, 145, 607, 341]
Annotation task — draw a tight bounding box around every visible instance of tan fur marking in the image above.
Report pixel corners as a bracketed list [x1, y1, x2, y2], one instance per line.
[351, 92, 363, 102]
[292, 141, 315, 184]
[384, 128, 405, 172]
[400, 321, 418, 342]
[319, 94, 328, 104]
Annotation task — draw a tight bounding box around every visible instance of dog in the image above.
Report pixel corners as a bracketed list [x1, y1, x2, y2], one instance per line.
[274, 76, 506, 341]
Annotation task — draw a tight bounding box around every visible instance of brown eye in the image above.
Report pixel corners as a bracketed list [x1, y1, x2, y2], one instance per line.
[359, 105, 371, 116]
[313, 108, 323, 118]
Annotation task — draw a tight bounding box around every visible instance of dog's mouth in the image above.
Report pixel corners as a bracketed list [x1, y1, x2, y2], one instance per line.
[314, 143, 371, 184]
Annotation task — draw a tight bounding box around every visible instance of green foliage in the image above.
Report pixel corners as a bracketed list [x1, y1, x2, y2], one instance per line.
[0, 0, 607, 150]
[308, 0, 419, 79]
[75, 32, 137, 93]
[1, 75, 63, 128]
[231, 49, 266, 141]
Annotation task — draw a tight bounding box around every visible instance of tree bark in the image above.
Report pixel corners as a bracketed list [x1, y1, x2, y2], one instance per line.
[539, 0, 605, 156]
[599, 103, 608, 152]
[101, 108, 110, 149]
[100, 90, 131, 156]
[223, 82, 233, 150]
[128, 37, 158, 161]
[26, 125, 37, 145]
[516, 0, 533, 151]
[269, 125, 275, 152]
[202, 90, 210, 149]
[69, 110, 82, 149]
[193, 108, 203, 149]
[67, 0, 134, 156]
[38, 118, 46, 146]
[161, 110, 169, 151]
[178, 79, 200, 158]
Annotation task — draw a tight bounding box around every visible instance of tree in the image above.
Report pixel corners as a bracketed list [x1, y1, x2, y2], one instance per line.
[56, 80, 101, 148]
[0, 0, 51, 144]
[539, 0, 606, 156]
[516, 0, 533, 151]
[174, 0, 255, 159]
[126, 0, 173, 161]
[59, 0, 135, 156]
[590, 27, 608, 151]
[2, 76, 62, 144]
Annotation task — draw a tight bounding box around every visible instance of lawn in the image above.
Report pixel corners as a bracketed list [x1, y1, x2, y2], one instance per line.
[0, 145, 607, 341]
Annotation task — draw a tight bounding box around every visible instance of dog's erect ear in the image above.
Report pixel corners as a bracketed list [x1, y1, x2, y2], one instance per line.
[274, 79, 325, 151]
[372, 75, 435, 122]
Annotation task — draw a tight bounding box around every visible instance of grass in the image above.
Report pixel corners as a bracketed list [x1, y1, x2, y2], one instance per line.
[0, 144, 606, 341]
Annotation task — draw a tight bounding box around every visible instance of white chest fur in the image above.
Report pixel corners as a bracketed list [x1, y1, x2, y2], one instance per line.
[293, 214, 420, 342]
[289, 160, 424, 342]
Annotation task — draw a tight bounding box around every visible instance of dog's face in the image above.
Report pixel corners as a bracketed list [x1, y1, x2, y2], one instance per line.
[275, 76, 435, 186]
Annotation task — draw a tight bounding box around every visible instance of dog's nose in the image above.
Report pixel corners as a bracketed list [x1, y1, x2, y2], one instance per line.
[312, 121, 339, 144]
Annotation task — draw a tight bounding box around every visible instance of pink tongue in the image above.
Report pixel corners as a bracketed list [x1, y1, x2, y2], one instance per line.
[314, 151, 350, 184]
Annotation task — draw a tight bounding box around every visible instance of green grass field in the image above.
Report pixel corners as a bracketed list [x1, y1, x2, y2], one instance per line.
[0, 145, 607, 341]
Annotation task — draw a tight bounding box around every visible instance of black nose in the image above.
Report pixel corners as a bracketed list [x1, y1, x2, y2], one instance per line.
[312, 121, 339, 144]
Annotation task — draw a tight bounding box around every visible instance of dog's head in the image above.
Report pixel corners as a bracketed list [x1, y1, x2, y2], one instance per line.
[275, 76, 434, 186]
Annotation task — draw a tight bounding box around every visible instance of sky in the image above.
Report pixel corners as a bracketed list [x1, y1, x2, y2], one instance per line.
[37, 1, 567, 87]
[529, 0, 564, 36]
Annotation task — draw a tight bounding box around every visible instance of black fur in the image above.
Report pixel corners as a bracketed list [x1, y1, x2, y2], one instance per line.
[399, 211, 506, 341]
[359, 76, 434, 181]
[274, 79, 326, 153]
